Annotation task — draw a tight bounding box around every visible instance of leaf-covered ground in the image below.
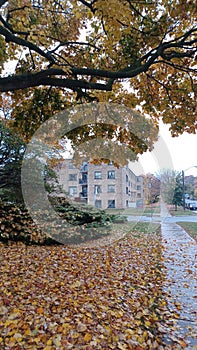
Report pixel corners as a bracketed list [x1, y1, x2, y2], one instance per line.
[0, 232, 183, 350]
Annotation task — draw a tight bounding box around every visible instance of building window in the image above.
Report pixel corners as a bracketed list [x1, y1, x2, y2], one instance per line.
[108, 171, 115, 179]
[95, 200, 102, 208]
[137, 185, 141, 190]
[108, 185, 115, 193]
[94, 171, 102, 179]
[69, 173, 77, 181]
[94, 185, 102, 194]
[126, 174, 128, 182]
[137, 177, 141, 182]
[126, 200, 128, 207]
[126, 187, 129, 194]
[108, 200, 115, 208]
[137, 193, 141, 198]
[69, 186, 77, 196]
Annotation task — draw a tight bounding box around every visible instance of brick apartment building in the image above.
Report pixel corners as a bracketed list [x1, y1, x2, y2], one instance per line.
[57, 159, 144, 209]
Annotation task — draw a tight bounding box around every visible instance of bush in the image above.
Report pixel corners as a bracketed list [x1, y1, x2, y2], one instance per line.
[0, 198, 126, 245]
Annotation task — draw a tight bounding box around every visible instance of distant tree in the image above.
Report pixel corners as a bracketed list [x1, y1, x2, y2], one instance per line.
[144, 173, 160, 204]
[172, 172, 183, 210]
[158, 169, 183, 210]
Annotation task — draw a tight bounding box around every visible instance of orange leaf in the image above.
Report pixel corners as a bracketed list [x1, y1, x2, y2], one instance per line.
[36, 307, 44, 314]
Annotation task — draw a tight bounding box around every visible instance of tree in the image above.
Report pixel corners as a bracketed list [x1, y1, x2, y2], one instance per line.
[159, 169, 183, 210]
[0, 0, 196, 136]
[0, 121, 26, 202]
[10, 87, 68, 142]
[171, 172, 183, 210]
[144, 173, 160, 204]
[0, 121, 62, 203]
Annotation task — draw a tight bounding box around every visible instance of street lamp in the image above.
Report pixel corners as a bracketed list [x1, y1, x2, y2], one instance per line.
[182, 166, 197, 210]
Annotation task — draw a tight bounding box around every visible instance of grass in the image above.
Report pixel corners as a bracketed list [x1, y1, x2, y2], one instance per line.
[177, 222, 197, 241]
[113, 221, 160, 236]
[106, 203, 161, 216]
[75, 221, 161, 248]
[168, 206, 197, 216]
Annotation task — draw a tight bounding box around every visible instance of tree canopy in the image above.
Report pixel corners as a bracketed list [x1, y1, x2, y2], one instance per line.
[0, 0, 196, 136]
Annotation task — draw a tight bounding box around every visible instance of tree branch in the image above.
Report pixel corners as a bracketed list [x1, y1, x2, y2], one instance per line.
[49, 41, 100, 54]
[146, 73, 174, 105]
[161, 50, 196, 60]
[0, 14, 196, 93]
[157, 60, 197, 74]
[0, 72, 113, 92]
[77, 0, 96, 13]
[0, 0, 7, 7]
[0, 25, 55, 63]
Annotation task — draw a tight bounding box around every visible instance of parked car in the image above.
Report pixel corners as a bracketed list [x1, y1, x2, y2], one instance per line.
[188, 200, 197, 210]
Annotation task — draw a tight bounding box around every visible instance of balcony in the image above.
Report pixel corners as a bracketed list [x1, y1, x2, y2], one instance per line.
[80, 192, 88, 198]
[79, 178, 87, 184]
[79, 164, 88, 172]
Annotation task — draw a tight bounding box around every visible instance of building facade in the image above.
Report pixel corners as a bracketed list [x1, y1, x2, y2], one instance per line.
[57, 159, 144, 209]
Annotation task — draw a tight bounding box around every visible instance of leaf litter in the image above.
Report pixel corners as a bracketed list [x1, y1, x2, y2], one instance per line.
[0, 230, 187, 349]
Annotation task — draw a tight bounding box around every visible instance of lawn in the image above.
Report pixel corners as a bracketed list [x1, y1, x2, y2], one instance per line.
[168, 206, 197, 216]
[177, 222, 197, 241]
[0, 226, 184, 350]
[106, 203, 161, 217]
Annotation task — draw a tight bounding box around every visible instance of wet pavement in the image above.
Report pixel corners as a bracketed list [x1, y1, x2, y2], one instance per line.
[161, 204, 197, 349]
[127, 213, 197, 223]
[127, 205, 197, 348]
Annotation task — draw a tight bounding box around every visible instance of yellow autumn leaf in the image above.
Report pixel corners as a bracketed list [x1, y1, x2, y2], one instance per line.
[46, 339, 53, 346]
[84, 332, 92, 342]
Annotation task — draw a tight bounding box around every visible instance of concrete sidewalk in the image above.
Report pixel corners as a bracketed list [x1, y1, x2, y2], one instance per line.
[161, 204, 197, 349]
[127, 210, 197, 224]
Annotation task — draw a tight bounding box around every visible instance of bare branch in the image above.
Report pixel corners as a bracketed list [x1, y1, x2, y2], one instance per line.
[146, 73, 174, 106]
[49, 41, 100, 54]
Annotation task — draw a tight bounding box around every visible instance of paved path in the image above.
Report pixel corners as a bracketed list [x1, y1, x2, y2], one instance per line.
[127, 213, 197, 223]
[127, 205, 197, 348]
[161, 204, 197, 349]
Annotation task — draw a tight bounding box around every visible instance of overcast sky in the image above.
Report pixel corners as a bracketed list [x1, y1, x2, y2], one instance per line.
[131, 121, 197, 176]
